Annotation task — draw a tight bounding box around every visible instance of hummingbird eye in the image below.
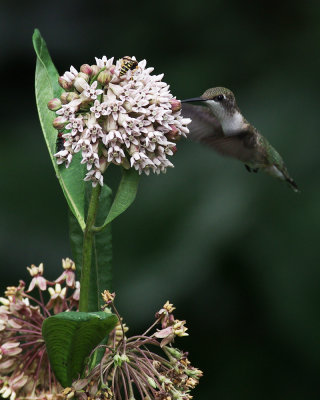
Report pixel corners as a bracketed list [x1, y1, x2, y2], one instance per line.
[213, 94, 224, 102]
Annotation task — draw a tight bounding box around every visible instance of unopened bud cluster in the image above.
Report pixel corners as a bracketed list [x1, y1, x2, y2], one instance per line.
[49, 56, 191, 186]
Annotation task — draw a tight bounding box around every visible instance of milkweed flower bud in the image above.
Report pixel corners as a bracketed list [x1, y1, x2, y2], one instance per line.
[80, 64, 93, 75]
[97, 69, 112, 85]
[123, 100, 133, 112]
[166, 124, 180, 141]
[66, 92, 80, 103]
[49, 55, 191, 186]
[60, 92, 69, 104]
[77, 72, 90, 82]
[47, 98, 62, 111]
[147, 377, 158, 389]
[73, 77, 88, 93]
[60, 92, 80, 104]
[90, 64, 100, 76]
[58, 76, 73, 91]
[170, 98, 181, 112]
[53, 116, 68, 129]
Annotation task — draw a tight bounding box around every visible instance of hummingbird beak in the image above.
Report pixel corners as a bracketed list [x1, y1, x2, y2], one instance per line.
[181, 97, 206, 104]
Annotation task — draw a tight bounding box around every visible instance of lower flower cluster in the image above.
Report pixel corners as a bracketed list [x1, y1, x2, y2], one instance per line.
[63, 294, 202, 400]
[0, 259, 79, 400]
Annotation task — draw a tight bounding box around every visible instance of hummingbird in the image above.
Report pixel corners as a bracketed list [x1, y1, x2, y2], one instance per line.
[181, 87, 298, 192]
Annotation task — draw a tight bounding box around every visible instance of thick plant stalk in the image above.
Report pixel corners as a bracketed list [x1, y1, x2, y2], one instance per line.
[79, 184, 101, 312]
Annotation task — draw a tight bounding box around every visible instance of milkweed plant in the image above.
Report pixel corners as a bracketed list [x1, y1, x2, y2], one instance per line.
[0, 30, 202, 400]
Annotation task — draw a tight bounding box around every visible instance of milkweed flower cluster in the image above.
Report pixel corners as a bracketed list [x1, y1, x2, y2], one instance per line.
[63, 292, 202, 400]
[48, 56, 191, 186]
[0, 259, 79, 400]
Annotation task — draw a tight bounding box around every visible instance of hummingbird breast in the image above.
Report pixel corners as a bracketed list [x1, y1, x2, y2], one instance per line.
[220, 111, 245, 135]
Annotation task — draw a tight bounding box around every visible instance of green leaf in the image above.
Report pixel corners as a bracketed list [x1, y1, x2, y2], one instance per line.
[106, 168, 140, 225]
[69, 184, 113, 311]
[95, 168, 140, 232]
[42, 311, 118, 387]
[33, 28, 86, 231]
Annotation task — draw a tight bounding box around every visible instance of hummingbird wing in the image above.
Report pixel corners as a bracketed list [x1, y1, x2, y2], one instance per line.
[182, 103, 260, 163]
[181, 103, 223, 141]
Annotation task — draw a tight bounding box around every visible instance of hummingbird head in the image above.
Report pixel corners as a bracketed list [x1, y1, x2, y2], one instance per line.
[182, 87, 244, 134]
[202, 86, 235, 104]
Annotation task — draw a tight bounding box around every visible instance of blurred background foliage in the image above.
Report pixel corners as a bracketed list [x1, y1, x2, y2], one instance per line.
[1, 0, 320, 398]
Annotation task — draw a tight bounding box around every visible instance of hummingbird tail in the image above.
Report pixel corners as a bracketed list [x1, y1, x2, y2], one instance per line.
[265, 164, 299, 193]
[286, 177, 299, 193]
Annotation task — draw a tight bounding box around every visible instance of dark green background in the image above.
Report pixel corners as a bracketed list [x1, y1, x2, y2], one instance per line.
[1, 0, 320, 398]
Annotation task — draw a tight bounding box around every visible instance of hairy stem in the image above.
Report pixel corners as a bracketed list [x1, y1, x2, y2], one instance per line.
[79, 184, 101, 312]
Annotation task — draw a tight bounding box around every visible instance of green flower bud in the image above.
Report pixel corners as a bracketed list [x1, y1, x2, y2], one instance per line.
[113, 353, 122, 366]
[164, 346, 182, 359]
[77, 72, 89, 82]
[186, 368, 203, 379]
[66, 92, 80, 103]
[91, 65, 101, 76]
[47, 98, 61, 111]
[60, 92, 69, 104]
[147, 377, 157, 389]
[97, 69, 112, 85]
[120, 354, 130, 363]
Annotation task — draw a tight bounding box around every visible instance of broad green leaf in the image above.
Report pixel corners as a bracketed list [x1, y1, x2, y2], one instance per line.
[42, 311, 118, 387]
[105, 168, 140, 225]
[95, 168, 140, 232]
[33, 29, 86, 230]
[69, 184, 113, 311]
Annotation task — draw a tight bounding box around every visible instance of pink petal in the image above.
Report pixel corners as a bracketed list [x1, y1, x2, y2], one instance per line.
[154, 326, 173, 339]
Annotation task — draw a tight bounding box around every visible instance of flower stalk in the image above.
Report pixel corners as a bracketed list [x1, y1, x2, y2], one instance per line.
[79, 184, 102, 312]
